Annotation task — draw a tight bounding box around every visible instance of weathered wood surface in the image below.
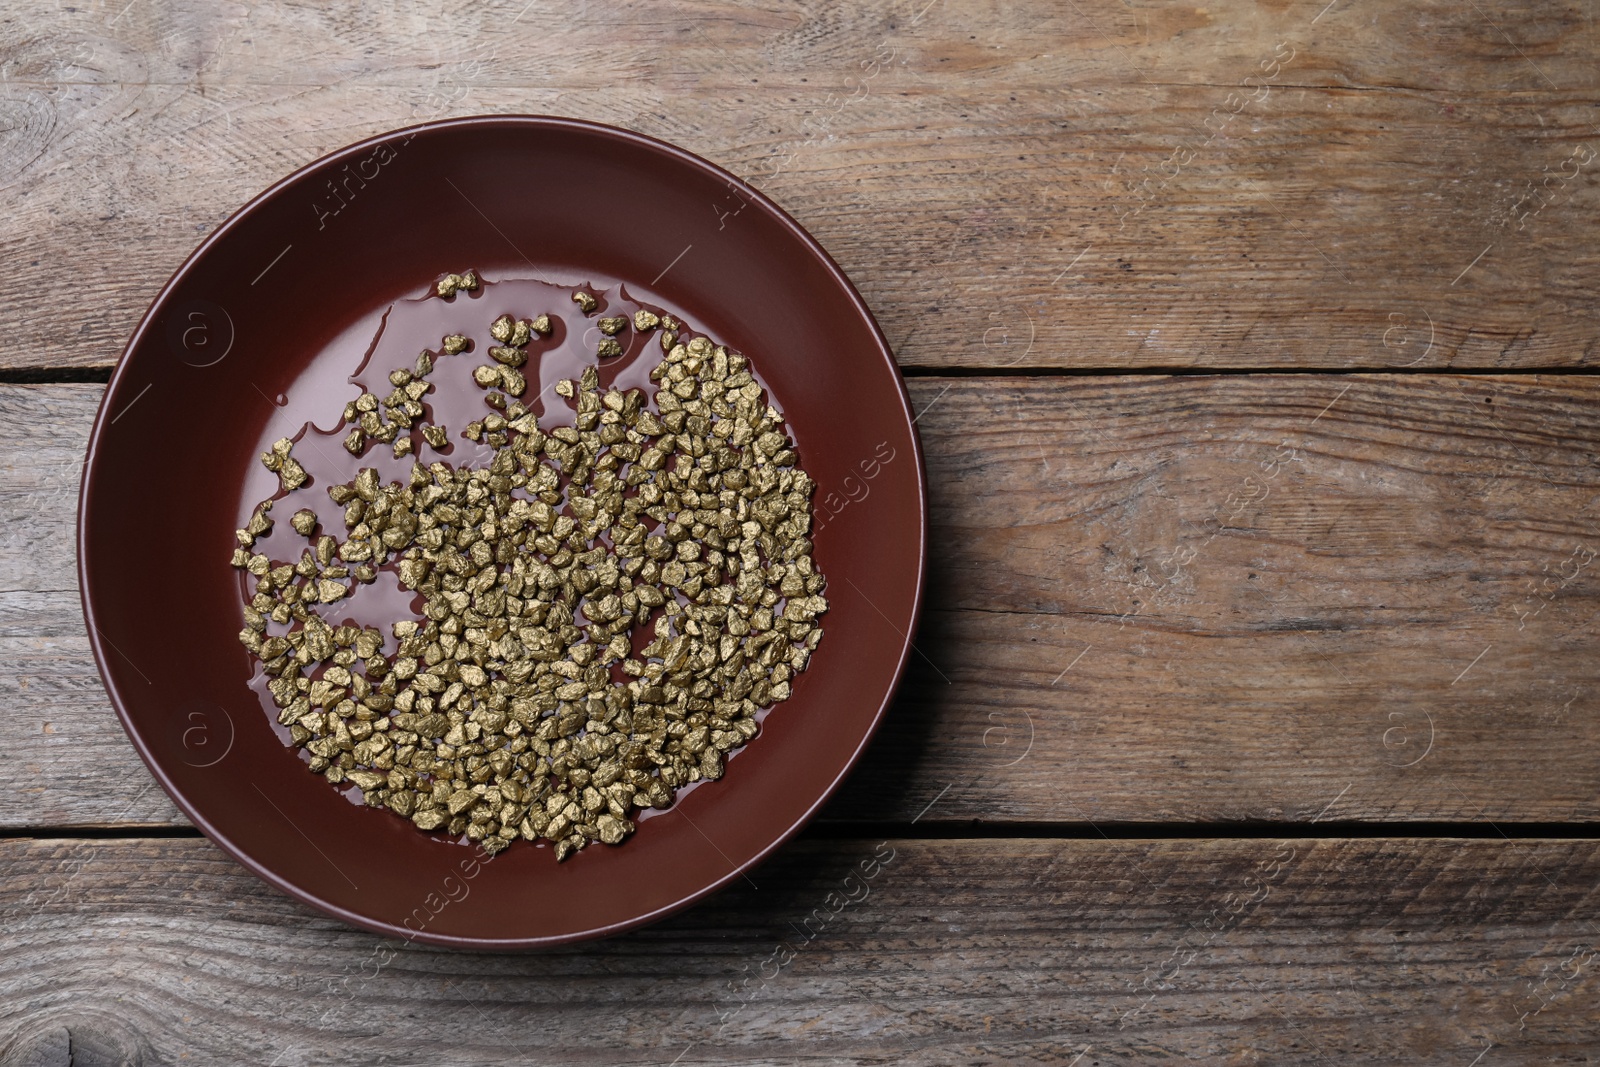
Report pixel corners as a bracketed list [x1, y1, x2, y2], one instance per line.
[3, 836, 1599, 1065]
[5, 0, 1600, 372]
[9, 0, 1600, 1058]
[10, 372, 1600, 829]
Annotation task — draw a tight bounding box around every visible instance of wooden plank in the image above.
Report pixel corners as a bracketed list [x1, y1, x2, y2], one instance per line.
[8, 374, 1600, 829]
[839, 371, 1600, 825]
[0, 385, 185, 827]
[4, 1, 1600, 372]
[3, 836, 1599, 1064]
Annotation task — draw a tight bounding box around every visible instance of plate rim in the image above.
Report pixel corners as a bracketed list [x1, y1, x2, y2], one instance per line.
[77, 113, 929, 949]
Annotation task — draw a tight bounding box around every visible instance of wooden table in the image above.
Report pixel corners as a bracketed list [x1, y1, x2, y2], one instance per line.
[5, 1, 1600, 1062]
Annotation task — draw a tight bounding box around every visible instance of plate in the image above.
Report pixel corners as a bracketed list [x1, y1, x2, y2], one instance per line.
[78, 116, 926, 947]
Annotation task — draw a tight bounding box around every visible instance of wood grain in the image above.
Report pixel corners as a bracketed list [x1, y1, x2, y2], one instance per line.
[9, 0, 1600, 1057]
[9, 373, 1600, 829]
[4, 0, 1600, 372]
[3, 835, 1599, 1065]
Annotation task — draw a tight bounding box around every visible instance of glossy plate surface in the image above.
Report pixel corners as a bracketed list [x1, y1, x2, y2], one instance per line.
[79, 116, 926, 948]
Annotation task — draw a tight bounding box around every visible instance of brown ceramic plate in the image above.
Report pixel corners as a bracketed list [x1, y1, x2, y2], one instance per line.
[78, 116, 925, 948]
